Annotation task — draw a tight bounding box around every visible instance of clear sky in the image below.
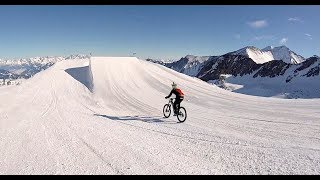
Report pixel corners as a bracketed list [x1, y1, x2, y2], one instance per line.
[0, 5, 319, 60]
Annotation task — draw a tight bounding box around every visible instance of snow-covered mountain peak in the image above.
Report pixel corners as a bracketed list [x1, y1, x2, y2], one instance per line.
[268, 46, 305, 64]
[231, 46, 274, 64]
[231, 45, 305, 64]
[232, 46, 259, 55]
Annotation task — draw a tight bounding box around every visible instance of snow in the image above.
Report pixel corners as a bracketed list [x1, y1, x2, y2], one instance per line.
[183, 62, 204, 77]
[232, 46, 305, 64]
[222, 67, 320, 99]
[0, 57, 320, 174]
[270, 46, 305, 64]
[180, 55, 211, 77]
[246, 48, 274, 64]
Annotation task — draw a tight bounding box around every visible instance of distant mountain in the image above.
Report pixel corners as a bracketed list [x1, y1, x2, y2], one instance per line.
[147, 45, 311, 82]
[165, 55, 212, 77]
[197, 54, 319, 82]
[147, 46, 306, 78]
[230, 45, 305, 64]
[220, 55, 320, 99]
[145, 58, 167, 66]
[0, 54, 90, 80]
[0, 69, 19, 80]
[147, 46, 319, 99]
[65, 54, 91, 60]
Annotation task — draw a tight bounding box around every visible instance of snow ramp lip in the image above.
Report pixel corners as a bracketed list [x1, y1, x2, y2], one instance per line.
[64, 57, 140, 93]
[64, 63, 94, 92]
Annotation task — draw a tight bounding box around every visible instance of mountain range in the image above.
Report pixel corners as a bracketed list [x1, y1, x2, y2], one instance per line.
[1, 46, 319, 98]
[0, 54, 91, 80]
[147, 46, 320, 99]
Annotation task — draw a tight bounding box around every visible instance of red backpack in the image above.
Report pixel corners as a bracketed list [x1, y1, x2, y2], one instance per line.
[176, 88, 184, 97]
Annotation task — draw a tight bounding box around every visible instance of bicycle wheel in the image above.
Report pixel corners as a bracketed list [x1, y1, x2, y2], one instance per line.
[163, 104, 171, 118]
[177, 107, 187, 122]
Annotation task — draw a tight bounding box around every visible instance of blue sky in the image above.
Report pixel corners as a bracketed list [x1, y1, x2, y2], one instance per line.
[0, 5, 319, 60]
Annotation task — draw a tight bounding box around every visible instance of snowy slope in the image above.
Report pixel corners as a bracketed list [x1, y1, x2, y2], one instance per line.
[268, 46, 305, 64]
[232, 46, 274, 64]
[0, 57, 320, 174]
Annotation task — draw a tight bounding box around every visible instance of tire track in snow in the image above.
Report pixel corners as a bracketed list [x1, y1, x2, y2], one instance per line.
[97, 114, 320, 153]
[41, 74, 62, 174]
[77, 136, 124, 175]
[39, 93, 55, 118]
[57, 105, 124, 174]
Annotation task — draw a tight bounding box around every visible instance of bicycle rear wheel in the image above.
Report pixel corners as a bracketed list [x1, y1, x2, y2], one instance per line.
[163, 104, 171, 118]
[177, 107, 187, 122]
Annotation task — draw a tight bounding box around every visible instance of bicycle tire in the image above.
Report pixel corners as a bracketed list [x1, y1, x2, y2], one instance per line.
[177, 107, 187, 122]
[163, 104, 171, 118]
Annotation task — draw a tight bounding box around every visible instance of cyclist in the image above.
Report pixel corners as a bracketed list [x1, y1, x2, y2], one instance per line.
[165, 82, 184, 116]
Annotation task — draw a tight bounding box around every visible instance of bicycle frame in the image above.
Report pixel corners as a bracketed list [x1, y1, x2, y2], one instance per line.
[167, 98, 176, 105]
[167, 98, 179, 112]
[168, 98, 174, 104]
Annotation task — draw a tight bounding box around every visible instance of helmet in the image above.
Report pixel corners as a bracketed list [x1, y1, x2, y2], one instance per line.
[171, 82, 177, 89]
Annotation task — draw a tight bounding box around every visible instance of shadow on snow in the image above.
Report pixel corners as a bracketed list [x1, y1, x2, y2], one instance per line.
[65, 66, 93, 92]
[94, 114, 180, 124]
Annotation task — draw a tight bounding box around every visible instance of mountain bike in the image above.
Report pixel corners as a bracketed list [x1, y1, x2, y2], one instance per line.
[163, 98, 187, 122]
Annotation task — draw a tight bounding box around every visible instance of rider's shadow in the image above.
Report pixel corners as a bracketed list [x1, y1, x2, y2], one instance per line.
[94, 114, 178, 124]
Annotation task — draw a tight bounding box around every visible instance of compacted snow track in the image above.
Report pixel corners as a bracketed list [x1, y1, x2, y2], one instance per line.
[0, 57, 319, 174]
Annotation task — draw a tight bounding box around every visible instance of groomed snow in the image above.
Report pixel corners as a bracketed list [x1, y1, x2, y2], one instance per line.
[0, 57, 319, 175]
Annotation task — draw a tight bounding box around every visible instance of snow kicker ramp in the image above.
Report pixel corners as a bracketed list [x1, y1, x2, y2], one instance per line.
[0, 57, 320, 175]
[89, 57, 227, 115]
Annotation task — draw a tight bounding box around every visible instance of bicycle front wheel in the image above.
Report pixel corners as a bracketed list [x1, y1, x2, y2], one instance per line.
[177, 107, 187, 122]
[163, 104, 171, 118]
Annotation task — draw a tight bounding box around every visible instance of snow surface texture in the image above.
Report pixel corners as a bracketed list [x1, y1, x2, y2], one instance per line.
[0, 57, 320, 175]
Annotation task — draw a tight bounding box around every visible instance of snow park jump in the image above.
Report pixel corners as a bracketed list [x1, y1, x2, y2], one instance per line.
[0, 56, 319, 174]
